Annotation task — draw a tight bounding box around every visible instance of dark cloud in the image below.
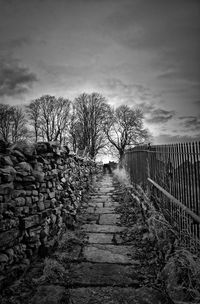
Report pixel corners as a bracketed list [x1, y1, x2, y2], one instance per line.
[0, 58, 37, 97]
[136, 102, 154, 114]
[100, 78, 157, 104]
[6, 37, 31, 48]
[105, 0, 200, 84]
[179, 115, 200, 131]
[193, 100, 200, 105]
[145, 109, 175, 124]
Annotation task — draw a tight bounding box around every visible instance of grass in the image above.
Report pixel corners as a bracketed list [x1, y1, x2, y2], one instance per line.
[113, 167, 200, 304]
[42, 258, 66, 282]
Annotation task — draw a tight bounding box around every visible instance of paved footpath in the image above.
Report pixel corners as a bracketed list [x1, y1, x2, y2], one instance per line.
[64, 173, 167, 304]
[11, 173, 169, 304]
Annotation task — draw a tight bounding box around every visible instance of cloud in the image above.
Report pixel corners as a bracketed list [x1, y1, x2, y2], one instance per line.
[0, 58, 37, 97]
[99, 78, 158, 105]
[6, 37, 31, 48]
[104, 0, 200, 86]
[179, 115, 200, 131]
[145, 109, 175, 124]
[193, 100, 200, 106]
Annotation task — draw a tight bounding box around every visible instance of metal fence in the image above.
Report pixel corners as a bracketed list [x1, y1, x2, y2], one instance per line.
[125, 142, 200, 252]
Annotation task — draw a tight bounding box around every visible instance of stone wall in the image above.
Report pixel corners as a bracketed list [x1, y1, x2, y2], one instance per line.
[0, 142, 97, 283]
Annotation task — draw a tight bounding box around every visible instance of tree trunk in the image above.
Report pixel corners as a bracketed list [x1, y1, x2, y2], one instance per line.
[119, 150, 124, 168]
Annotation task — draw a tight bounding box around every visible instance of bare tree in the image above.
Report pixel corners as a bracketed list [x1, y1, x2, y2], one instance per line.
[73, 93, 109, 158]
[0, 104, 28, 143]
[0, 104, 13, 142]
[104, 105, 150, 165]
[26, 95, 71, 143]
[26, 99, 41, 142]
[68, 105, 81, 152]
[11, 107, 28, 143]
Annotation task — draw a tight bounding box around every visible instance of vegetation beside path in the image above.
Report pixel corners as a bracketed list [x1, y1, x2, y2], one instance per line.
[113, 168, 200, 304]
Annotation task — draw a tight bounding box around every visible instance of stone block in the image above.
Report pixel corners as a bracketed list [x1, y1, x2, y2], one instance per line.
[23, 206, 29, 214]
[26, 190, 32, 195]
[22, 176, 36, 182]
[32, 190, 39, 196]
[37, 201, 45, 211]
[26, 196, 32, 205]
[30, 205, 38, 214]
[0, 166, 16, 183]
[23, 215, 40, 229]
[15, 197, 25, 206]
[15, 161, 32, 173]
[15, 183, 23, 190]
[12, 190, 26, 198]
[0, 253, 9, 263]
[24, 184, 37, 190]
[47, 181, 53, 188]
[2, 156, 13, 166]
[0, 229, 19, 248]
[32, 196, 39, 203]
[0, 182, 14, 195]
[44, 200, 51, 209]
[49, 191, 55, 199]
[15, 176, 23, 181]
[32, 170, 45, 182]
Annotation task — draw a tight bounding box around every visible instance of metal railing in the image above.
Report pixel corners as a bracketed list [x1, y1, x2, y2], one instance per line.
[125, 142, 200, 251]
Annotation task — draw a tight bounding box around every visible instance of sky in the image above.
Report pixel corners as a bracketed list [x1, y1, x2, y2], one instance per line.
[0, 0, 200, 145]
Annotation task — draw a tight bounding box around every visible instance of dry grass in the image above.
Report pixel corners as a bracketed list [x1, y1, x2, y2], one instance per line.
[43, 258, 66, 281]
[114, 168, 200, 303]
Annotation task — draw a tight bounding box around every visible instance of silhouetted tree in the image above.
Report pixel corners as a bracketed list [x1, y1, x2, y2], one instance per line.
[73, 93, 109, 158]
[26, 95, 71, 143]
[26, 99, 41, 142]
[0, 104, 13, 142]
[104, 105, 150, 165]
[11, 106, 28, 142]
[0, 104, 28, 143]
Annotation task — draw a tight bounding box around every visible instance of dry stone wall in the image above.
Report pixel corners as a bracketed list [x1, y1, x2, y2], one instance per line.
[0, 141, 97, 283]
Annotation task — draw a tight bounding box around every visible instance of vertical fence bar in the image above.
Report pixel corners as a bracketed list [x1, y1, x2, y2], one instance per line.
[124, 141, 200, 251]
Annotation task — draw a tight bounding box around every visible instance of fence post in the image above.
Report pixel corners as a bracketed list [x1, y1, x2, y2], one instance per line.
[147, 143, 151, 195]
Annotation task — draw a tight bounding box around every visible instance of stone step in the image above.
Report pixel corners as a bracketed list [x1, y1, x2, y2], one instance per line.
[85, 232, 123, 244]
[69, 263, 141, 287]
[68, 287, 168, 304]
[104, 201, 119, 207]
[99, 213, 120, 225]
[86, 207, 116, 214]
[83, 244, 139, 264]
[31, 285, 65, 304]
[81, 224, 125, 233]
[88, 202, 104, 207]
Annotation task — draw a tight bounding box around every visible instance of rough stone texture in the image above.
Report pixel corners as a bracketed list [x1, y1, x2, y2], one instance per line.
[86, 206, 115, 214]
[88, 202, 104, 208]
[83, 245, 138, 264]
[95, 207, 116, 214]
[31, 285, 65, 304]
[81, 224, 125, 233]
[85, 232, 115, 244]
[0, 141, 99, 280]
[69, 263, 140, 287]
[104, 201, 119, 207]
[99, 213, 120, 225]
[68, 287, 168, 304]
